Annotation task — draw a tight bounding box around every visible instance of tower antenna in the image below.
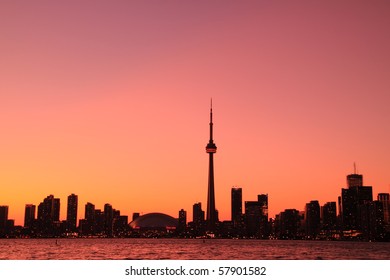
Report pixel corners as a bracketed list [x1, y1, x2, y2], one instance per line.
[354, 162, 356, 174]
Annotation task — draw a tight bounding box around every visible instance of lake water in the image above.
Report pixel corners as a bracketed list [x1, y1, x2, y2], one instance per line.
[0, 239, 389, 260]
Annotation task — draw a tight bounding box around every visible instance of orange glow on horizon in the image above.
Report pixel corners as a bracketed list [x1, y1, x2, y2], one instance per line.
[1, 1, 390, 226]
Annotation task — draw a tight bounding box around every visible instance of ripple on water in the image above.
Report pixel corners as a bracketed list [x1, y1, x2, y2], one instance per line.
[1, 239, 390, 259]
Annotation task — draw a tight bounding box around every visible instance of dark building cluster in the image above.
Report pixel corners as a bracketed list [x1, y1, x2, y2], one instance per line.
[173, 170, 389, 241]
[179, 190, 269, 239]
[0, 194, 131, 238]
[0, 172, 389, 240]
[269, 171, 390, 241]
[78, 202, 129, 237]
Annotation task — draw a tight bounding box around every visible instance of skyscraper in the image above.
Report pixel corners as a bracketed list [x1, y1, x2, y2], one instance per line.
[321, 202, 337, 230]
[193, 203, 205, 225]
[0, 206, 9, 234]
[206, 100, 217, 232]
[104, 203, 113, 236]
[66, 194, 78, 232]
[178, 209, 187, 234]
[82, 202, 95, 235]
[347, 164, 363, 188]
[231, 187, 242, 227]
[244, 194, 269, 238]
[378, 193, 390, 225]
[360, 200, 385, 240]
[277, 209, 302, 239]
[347, 174, 363, 188]
[305, 200, 320, 239]
[192, 202, 205, 235]
[340, 170, 373, 231]
[94, 209, 105, 234]
[245, 201, 262, 237]
[24, 204, 36, 228]
[53, 198, 60, 222]
[37, 195, 60, 234]
[258, 194, 269, 238]
[340, 188, 357, 229]
[258, 195, 269, 219]
[85, 202, 95, 221]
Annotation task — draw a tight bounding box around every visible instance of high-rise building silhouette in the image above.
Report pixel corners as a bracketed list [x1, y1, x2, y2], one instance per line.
[305, 200, 320, 239]
[114, 214, 129, 236]
[231, 187, 242, 227]
[193, 202, 205, 235]
[245, 201, 262, 237]
[178, 209, 187, 233]
[81, 202, 95, 235]
[378, 193, 390, 225]
[193, 203, 204, 224]
[360, 200, 385, 240]
[85, 202, 95, 221]
[244, 194, 269, 238]
[104, 203, 114, 236]
[37, 195, 60, 234]
[66, 194, 78, 232]
[38, 194, 60, 222]
[24, 204, 36, 228]
[340, 170, 373, 231]
[340, 188, 356, 229]
[277, 209, 301, 239]
[206, 100, 218, 232]
[347, 174, 363, 188]
[354, 185, 373, 233]
[347, 163, 363, 188]
[95, 209, 105, 234]
[321, 202, 337, 230]
[53, 198, 60, 222]
[258, 194, 269, 238]
[0, 206, 9, 234]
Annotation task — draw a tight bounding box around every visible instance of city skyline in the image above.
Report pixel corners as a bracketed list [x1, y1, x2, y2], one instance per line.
[1, 1, 390, 226]
[0, 166, 389, 241]
[1, 100, 388, 227]
[0, 166, 388, 230]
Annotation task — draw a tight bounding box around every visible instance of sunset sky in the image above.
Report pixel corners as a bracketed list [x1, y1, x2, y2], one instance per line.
[1, 1, 390, 226]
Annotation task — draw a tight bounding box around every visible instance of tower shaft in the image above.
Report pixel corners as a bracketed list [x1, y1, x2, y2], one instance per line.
[207, 153, 216, 229]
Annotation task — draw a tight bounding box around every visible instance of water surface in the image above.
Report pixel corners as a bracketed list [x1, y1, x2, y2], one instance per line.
[0, 239, 389, 260]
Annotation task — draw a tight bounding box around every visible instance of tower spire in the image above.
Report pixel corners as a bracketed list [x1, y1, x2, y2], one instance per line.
[209, 98, 213, 143]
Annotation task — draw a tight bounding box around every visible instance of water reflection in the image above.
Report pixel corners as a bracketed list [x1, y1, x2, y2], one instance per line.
[0, 239, 389, 260]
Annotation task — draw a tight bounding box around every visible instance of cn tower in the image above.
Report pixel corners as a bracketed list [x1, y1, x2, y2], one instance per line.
[206, 100, 217, 232]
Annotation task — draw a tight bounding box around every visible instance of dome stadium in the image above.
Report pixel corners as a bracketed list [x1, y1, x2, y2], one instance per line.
[129, 213, 178, 230]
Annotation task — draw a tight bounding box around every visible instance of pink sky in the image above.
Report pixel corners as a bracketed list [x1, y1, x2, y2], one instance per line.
[1, 1, 390, 225]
